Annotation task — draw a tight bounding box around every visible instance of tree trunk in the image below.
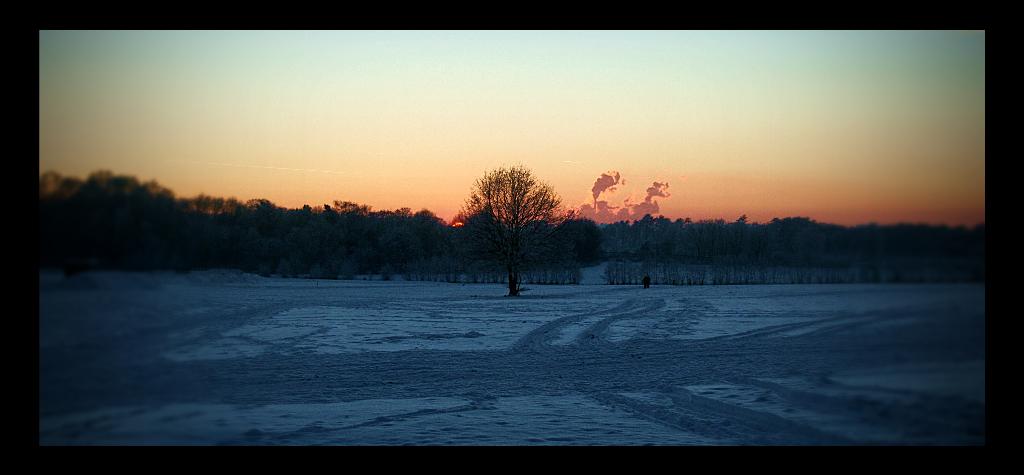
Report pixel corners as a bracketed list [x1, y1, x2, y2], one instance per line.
[508, 269, 519, 296]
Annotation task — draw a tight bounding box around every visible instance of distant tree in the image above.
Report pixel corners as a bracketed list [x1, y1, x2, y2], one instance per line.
[460, 165, 573, 296]
[560, 218, 603, 264]
[38, 169, 986, 285]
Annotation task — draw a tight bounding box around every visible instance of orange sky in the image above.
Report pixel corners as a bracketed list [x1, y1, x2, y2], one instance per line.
[39, 31, 985, 227]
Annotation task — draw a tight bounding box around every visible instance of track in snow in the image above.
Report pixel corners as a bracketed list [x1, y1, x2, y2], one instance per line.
[39, 274, 985, 445]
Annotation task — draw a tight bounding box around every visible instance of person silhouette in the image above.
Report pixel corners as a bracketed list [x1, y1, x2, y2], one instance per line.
[642, 274, 651, 289]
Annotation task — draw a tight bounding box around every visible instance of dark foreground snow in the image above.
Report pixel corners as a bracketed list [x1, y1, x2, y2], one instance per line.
[39, 271, 985, 445]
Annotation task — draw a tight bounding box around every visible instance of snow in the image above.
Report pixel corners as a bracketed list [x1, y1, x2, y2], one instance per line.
[39, 270, 985, 445]
[578, 262, 608, 285]
[38, 395, 713, 445]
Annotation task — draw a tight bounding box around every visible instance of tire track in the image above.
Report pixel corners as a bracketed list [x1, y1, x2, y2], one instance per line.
[727, 375, 986, 444]
[591, 386, 852, 445]
[590, 391, 741, 443]
[701, 305, 931, 343]
[338, 395, 497, 431]
[575, 298, 667, 346]
[510, 299, 641, 352]
[700, 314, 855, 342]
[659, 386, 852, 444]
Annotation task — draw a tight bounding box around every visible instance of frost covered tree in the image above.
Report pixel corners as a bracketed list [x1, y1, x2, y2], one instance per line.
[460, 165, 573, 296]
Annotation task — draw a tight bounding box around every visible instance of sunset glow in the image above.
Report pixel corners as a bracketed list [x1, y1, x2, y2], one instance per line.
[39, 30, 985, 226]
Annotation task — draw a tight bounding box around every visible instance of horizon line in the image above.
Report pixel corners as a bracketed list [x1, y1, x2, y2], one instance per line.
[38, 169, 986, 230]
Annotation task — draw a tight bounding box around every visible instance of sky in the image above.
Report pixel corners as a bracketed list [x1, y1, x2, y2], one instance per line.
[39, 30, 985, 226]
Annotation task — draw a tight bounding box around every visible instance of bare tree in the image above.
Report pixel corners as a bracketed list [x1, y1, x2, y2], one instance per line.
[460, 165, 573, 296]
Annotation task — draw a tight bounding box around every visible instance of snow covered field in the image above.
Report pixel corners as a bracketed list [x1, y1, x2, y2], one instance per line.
[39, 270, 985, 445]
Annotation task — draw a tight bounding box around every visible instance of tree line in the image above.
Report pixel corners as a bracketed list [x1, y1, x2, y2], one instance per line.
[599, 214, 984, 283]
[38, 171, 600, 282]
[39, 171, 984, 283]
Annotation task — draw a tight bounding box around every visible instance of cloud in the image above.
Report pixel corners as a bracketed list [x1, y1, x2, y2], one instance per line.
[578, 199, 621, 223]
[646, 182, 670, 201]
[591, 171, 621, 202]
[578, 173, 672, 224]
[629, 199, 660, 217]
